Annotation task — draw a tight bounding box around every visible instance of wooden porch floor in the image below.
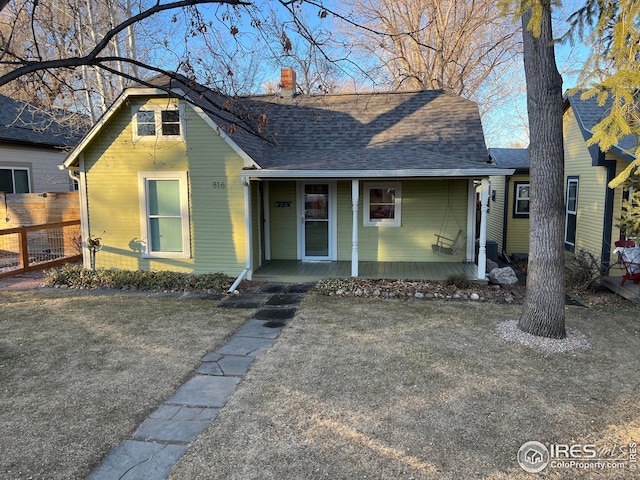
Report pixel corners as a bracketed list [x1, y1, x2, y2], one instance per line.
[601, 276, 640, 304]
[252, 260, 479, 283]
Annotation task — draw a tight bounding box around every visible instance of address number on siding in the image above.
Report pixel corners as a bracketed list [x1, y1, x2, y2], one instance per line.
[212, 181, 226, 189]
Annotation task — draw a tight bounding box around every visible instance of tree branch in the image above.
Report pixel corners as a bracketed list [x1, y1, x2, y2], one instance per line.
[0, 0, 251, 88]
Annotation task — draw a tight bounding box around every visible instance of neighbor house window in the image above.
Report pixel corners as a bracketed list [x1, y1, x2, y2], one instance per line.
[364, 182, 401, 227]
[513, 182, 530, 218]
[0, 167, 30, 193]
[133, 104, 184, 140]
[138, 172, 191, 258]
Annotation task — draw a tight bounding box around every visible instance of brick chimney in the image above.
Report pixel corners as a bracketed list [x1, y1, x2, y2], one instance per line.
[280, 68, 296, 97]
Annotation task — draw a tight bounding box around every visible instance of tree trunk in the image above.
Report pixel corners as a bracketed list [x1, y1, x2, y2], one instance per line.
[518, 3, 566, 339]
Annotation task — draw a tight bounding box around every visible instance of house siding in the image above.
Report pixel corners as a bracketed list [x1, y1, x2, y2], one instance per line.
[269, 179, 468, 262]
[357, 179, 468, 262]
[563, 108, 631, 264]
[268, 181, 298, 259]
[486, 175, 506, 254]
[1, 144, 74, 193]
[82, 98, 247, 275]
[505, 174, 531, 255]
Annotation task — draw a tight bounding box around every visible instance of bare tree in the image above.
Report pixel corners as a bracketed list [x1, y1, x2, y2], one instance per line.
[335, 0, 521, 112]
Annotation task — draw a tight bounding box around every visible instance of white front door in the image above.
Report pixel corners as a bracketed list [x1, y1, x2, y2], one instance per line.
[299, 182, 336, 260]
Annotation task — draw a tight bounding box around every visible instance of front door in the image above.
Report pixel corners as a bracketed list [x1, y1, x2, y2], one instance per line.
[301, 182, 335, 260]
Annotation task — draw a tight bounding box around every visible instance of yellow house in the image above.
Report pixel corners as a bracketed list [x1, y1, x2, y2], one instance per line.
[63, 71, 514, 287]
[486, 148, 530, 259]
[563, 92, 637, 272]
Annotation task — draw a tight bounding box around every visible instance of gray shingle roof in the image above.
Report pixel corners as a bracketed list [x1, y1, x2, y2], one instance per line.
[239, 91, 490, 171]
[566, 92, 637, 162]
[488, 148, 530, 170]
[126, 74, 508, 174]
[0, 94, 87, 148]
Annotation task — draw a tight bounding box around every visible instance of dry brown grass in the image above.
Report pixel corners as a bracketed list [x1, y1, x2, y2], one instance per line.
[170, 295, 640, 479]
[0, 291, 250, 480]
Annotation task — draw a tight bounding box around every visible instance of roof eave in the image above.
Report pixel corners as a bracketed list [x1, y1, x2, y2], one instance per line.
[240, 168, 515, 179]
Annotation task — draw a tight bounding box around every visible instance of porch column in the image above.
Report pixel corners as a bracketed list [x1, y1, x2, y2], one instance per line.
[351, 179, 359, 277]
[243, 178, 253, 280]
[477, 177, 490, 280]
[466, 179, 477, 262]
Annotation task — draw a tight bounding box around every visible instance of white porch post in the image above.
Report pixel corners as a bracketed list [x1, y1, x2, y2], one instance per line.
[351, 179, 359, 277]
[466, 179, 476, 262]
[478, 177, 490, 280]
[243, 178, 253, 280]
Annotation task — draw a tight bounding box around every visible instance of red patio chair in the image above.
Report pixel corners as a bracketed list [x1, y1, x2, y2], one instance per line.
[614, 240, 640, 286]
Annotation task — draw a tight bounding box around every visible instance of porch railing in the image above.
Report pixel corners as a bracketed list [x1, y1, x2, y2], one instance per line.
[0, 220, 82, 279]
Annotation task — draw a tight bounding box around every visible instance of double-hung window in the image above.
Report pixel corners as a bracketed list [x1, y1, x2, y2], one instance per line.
[513, 182, 530, 218]
[133, 104, 184, 140]
[138, 172, 191, 258]
[0, 167, 30, 193]
[363, 182, 402, 227]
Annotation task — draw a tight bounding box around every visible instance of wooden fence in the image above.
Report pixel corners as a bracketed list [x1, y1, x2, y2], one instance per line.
[0, 220, 82, 279]
[1, 192, 79, 228]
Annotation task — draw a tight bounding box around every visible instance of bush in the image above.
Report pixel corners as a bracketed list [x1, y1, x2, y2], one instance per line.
[43, 265, 233, 293]
[445, 274, 470, 289]
[565, 249, 602, 293]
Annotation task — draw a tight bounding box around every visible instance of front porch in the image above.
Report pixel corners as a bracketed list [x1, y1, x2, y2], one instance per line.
[252, 259, 479, 283]
[601, 276, 640, 304]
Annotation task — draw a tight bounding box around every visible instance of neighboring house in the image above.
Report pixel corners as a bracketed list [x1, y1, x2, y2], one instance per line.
[486, 148, 530, 259]
[63, 70, 513, 284]
[563, 92, 637, 272]
[0, 93, 86, 194]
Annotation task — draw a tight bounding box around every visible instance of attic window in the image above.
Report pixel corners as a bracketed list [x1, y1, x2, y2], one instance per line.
[133, 105, 184, 140]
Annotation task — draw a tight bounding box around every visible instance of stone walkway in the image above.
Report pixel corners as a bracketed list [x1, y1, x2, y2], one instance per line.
[86, 283, 312, 480]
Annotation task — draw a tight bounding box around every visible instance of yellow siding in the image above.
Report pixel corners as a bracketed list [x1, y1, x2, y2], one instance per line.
[83, 97, 247, 275]
[564, 108, 608, 260]
[268, 181, 298, 259]
[268, 179, 469, 262]
[505, 174, 531, 255]
[486, 176, 505, 253]
[357, 180, 468, 262]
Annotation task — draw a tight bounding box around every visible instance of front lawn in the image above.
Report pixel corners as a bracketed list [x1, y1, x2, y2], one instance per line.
[0, 291, 249, 480]
[170, 295, 640, 479]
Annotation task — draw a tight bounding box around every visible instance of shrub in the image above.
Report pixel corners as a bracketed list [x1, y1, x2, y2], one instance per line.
[565, 249, 602, 293]
[445, 274, 470, 289]
[43, 265, 233, 293]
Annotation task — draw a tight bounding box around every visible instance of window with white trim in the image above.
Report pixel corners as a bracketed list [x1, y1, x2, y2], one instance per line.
[132, 104, 184, 140]
[513, 182, 530, 217]
[363, 182, 401, 226]
[138, 172, 191, 258]
[0, 167, 30, 193]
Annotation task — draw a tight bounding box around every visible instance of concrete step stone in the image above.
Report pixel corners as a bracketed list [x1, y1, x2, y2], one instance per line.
[166, 375, 240, 408]
[86, 440, 187, 480]
[216, 335, 275, 357]
[233, 319, 283, 339]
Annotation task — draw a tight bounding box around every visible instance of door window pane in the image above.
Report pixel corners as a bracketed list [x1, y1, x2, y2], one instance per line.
[305, 220, 329, 256]
[305, 184, 328, 220]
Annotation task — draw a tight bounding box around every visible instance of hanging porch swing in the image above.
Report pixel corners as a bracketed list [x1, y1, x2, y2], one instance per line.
[431, 182, 467, 257]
